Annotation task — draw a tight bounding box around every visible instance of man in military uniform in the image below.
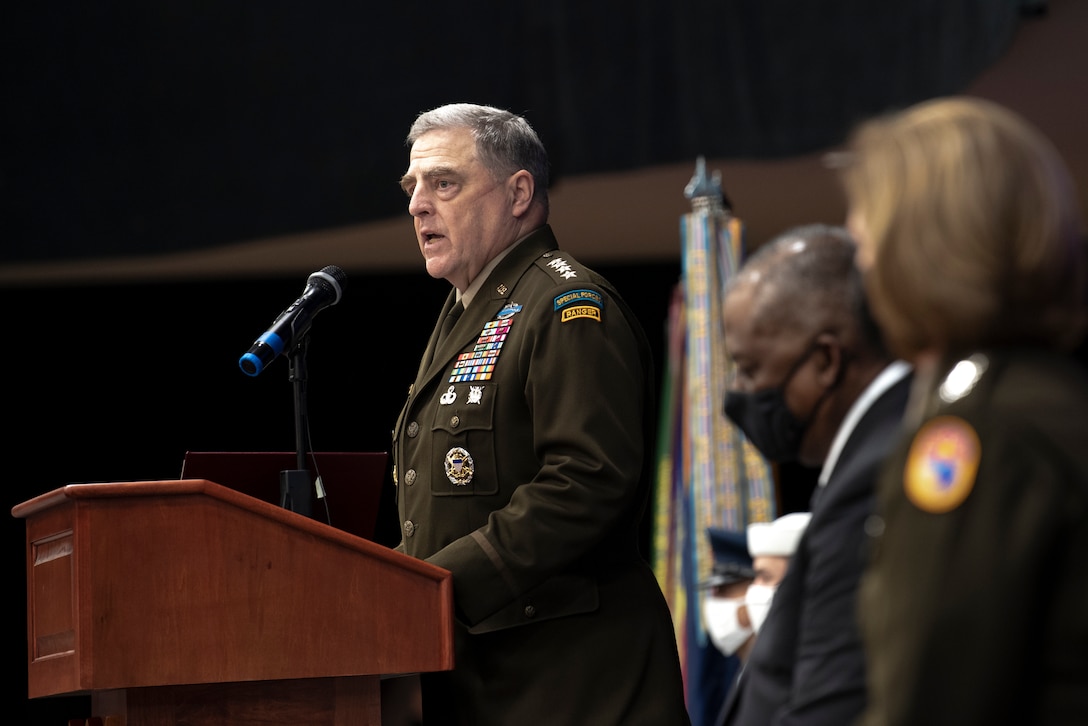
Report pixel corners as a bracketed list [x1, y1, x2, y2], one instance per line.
[392, 103, 689, 725]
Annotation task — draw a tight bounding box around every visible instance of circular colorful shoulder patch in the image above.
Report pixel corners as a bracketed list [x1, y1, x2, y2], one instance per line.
[903, 415, 981, 513]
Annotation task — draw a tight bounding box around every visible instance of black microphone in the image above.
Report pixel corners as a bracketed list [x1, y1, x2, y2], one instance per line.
[238, 265, 347, 377]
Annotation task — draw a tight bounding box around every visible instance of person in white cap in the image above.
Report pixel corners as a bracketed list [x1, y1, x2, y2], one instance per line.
[715, 512, 811, 725]
[744, 512, 812, 634]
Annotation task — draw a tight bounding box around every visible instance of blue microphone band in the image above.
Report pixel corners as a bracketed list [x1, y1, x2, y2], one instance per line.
[238, 331, 286, 376]
[237, 265, 346, 377]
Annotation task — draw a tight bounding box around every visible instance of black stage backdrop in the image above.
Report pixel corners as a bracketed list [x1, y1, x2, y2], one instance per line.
[4, 1, 1026, 266]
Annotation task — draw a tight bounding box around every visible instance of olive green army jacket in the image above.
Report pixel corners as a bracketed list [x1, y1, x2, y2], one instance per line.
[859, 348, 1088, 725]
[391, 225, 689, 725]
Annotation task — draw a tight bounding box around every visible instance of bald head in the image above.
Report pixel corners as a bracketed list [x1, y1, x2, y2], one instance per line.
[728, 224, 882, 354]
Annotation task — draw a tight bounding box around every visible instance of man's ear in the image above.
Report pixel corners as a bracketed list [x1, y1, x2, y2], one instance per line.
[509, 170, 535, 217]
[812, 332, 845, 387]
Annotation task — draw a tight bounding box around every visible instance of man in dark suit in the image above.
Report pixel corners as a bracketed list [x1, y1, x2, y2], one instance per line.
[718, 224, 911, 725]
[392, 103, 689, 726]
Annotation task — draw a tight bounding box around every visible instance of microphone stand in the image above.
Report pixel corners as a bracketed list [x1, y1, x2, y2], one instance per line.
[279, 335, 314, 517]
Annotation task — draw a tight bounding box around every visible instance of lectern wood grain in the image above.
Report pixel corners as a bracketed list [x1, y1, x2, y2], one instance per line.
[13, 479, 453, 725]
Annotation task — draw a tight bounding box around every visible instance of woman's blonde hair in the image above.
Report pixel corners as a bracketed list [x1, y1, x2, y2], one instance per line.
[840, 96, 1087, 359]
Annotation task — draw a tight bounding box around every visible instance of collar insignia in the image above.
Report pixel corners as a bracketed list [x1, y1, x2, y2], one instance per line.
[938, 354, 989, 404]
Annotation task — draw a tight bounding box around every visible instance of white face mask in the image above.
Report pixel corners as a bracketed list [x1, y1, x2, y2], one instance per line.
[745, 584, 777, 633]
[703, 595, 753, 656]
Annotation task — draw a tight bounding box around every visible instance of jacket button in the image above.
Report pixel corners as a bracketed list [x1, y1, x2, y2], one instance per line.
[865, 514, 885, 538]
[450, 415, 460, 428]
[407, 421, 419, 437]
[524, 605, 537, 618]
[404, 468, 417, 486]
[404, 520, 416, 537]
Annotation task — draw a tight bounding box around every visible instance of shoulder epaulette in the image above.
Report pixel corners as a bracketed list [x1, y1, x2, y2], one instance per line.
[535, 251, 589, 284]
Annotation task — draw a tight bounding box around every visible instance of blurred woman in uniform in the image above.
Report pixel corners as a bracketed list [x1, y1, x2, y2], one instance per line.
[839, 96, 1088, 725]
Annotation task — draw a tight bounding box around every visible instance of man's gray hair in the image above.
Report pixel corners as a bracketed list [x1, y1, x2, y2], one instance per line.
[407, 103, 550, 215]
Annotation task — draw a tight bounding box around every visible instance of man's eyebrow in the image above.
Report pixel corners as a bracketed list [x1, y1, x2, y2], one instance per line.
[399, 165, 459, 192]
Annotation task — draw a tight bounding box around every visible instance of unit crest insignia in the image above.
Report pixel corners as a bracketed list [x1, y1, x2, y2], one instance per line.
[445, 447, 474, 486]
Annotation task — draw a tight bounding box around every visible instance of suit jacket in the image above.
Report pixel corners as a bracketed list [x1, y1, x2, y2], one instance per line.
[727, 368, 912, 726]
[717, 665, 746, 725]
[392, 226, 689, 726]
[858, 349, 1088, 725]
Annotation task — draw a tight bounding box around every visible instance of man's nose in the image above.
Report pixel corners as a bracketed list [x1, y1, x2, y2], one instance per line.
[408, 187, 431, 217]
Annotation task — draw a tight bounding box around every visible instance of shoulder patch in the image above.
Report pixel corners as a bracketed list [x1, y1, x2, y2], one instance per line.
[903, 415, 981, 513]
[554, 288, 604, 323]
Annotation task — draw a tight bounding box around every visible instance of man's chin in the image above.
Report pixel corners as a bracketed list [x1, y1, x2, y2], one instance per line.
[424, 258, 451, 281]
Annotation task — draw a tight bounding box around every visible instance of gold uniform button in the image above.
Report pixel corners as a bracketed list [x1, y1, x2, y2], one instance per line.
[450, 415, 460, 428]
[404, 520, 416, 537]
[524, 605, 537, 618]
[404, 468, 417, 486]
[407, 421, 420, 437]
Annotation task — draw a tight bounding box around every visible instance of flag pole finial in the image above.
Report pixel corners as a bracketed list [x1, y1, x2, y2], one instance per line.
[685, 156, 732, 214]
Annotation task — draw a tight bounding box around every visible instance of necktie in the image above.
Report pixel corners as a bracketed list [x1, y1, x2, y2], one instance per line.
[437, 300, 464, 347]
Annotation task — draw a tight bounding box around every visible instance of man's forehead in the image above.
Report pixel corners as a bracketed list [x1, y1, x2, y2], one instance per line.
[753, 554, 789, 569]
[727, 279, 796, 335]
[723, 282, 771, 341]
[407, 128, 477, 168]
[725, 288, 807, 365]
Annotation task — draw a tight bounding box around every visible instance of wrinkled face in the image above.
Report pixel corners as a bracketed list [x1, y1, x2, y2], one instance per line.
[400, 127, 518, 291]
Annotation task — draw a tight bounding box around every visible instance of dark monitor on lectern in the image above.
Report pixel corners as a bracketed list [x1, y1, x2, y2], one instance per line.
[180, 451, 387, 541]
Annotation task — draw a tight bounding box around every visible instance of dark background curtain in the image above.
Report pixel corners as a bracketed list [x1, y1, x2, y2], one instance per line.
[5, 0, 1024, 265]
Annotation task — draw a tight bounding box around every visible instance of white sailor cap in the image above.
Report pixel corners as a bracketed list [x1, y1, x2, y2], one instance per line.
[747, 512, 812, 558]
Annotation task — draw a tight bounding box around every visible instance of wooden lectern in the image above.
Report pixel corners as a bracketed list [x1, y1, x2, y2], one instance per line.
[12, 479, 453, 725]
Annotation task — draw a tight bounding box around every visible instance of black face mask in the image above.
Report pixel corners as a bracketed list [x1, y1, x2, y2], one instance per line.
[723, 343, 821, 463]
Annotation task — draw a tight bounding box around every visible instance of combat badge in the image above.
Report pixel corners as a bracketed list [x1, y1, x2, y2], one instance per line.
[445, 447, 474, 486]
[903, 415, 981, 513]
